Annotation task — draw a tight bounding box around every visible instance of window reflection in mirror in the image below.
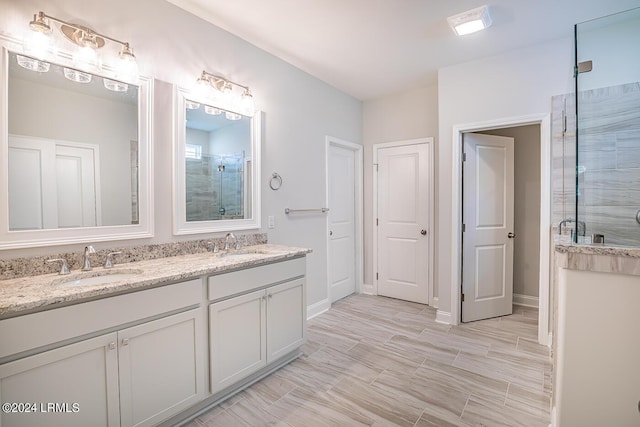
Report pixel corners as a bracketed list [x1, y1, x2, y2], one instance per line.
[7, 51, 139, 230]
[185, 102, 251, 222]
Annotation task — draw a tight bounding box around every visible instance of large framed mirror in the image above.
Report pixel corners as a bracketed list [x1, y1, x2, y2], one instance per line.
[0, 44, 153, 249]
[173, 85, 261, 234]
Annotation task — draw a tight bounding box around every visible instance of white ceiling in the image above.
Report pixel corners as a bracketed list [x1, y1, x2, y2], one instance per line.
[166, 0, 640, 100]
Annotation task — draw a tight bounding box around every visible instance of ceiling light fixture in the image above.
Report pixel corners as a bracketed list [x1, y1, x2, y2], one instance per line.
[25, 11, 139, 82]
[447, 5, 492, 36]
[195, 70, 254, 117]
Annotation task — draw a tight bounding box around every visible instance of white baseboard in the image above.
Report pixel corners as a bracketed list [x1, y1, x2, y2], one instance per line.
[435, 309, 452, 325]
[361, 283, 374, 295]
[307, 298, 330, 320]
[513, 293, 539, 308]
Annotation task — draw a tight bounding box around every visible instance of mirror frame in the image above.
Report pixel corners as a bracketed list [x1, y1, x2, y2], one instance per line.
[0, 42, 154, 249]
[173, 85, 261, 235]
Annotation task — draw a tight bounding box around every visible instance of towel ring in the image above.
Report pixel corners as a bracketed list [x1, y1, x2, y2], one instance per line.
[269, 172, 282, 190]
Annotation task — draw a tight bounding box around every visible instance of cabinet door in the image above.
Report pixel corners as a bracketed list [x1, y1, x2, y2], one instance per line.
[0, 333, 120, 427]
[267, 279, 306, 362]
[118, 308, 205, 427]
[210, 289, 266, 393]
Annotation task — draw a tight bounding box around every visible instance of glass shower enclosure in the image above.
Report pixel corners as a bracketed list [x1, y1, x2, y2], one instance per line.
[570, 7, 640, 245]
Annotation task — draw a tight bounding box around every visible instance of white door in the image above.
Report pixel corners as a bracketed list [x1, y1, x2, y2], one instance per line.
[328, 144, 356, 302]
[8, 135, 99, 230]
[56, 145, 99, 228]
[8, 136, 57, 230]
[462, 133, 515, 322]
[377, 143, 430, 304]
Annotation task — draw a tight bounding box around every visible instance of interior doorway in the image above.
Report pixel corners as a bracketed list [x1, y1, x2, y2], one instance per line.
[451, 115, 551, 345]
[326, 136, 363, 305]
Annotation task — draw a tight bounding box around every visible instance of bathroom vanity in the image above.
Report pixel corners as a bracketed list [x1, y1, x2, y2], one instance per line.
[552, 244, 640, 426]
[0, 244, 309, 427]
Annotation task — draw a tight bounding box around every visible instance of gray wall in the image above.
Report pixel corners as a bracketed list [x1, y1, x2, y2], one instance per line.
[479, 125, 541, 298]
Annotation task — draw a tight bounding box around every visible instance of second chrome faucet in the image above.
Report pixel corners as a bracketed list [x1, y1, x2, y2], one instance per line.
[82, 245, 96, 271]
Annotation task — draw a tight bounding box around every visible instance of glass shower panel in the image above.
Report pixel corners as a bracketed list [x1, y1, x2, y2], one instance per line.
[575, 7, 640, 245]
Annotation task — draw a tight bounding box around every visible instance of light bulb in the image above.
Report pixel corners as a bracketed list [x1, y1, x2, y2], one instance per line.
[219, 83, 234, 109]
[73, 44, 99, 71]
[116, 45, 138, 83]
[24, 30, 53, 59]
[240, 89, 254, 116]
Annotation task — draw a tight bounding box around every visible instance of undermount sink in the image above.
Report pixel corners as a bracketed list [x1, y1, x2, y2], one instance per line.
[53, 269, 144, 287]
[215, 248, 271, 258]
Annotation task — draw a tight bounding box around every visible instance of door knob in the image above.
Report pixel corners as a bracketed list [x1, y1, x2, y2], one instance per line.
[329, 230, 333, 236]
[508, 232, 516, 239]
[421, 229, 427, 236]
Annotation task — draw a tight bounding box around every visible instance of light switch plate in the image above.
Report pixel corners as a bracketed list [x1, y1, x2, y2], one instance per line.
[268, 215, 275, 229]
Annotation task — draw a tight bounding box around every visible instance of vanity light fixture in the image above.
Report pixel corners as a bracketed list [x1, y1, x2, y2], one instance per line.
[16, 54, 50, 72]
[63, 67, 92, 83]
[204, 105, 222, 115]
[447, 5, 492, 36]
[26, 11, 139, 82]
[195, 70, 255, 117]
[185, 100, 201, 110]
[225, 112, 242, 121]
[103, 78, 128, 92]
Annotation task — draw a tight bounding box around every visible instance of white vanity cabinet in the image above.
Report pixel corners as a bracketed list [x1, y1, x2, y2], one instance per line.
[0, 279, 206, 427]
[208, 258, 306, 394]
[0, 333, 120, 427]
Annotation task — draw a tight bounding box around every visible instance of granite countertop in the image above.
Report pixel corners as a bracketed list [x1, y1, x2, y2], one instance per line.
[554, 243, 640, 258]
[0, 244, 310, 319]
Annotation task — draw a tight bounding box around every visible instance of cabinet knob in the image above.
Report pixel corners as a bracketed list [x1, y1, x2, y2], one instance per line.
[108, 342, 116, 351]
[420, 229, 427, 236]
[268, 294, 273, 299]
[121, 338, 129, 346]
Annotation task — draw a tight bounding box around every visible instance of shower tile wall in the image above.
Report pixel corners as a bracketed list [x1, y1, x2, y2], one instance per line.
[553, 82, 640, 245]
[186, 154, 244, 222]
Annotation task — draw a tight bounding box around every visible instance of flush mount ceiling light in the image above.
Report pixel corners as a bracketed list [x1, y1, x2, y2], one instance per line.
[447, 5, 492, 36]
[25, 11, 139, 82]
[196, 70, 254, 117]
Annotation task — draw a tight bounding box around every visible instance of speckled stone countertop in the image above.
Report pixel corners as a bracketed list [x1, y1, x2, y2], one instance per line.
[0, 244, 310, 319]
[555, 243, 640, 276]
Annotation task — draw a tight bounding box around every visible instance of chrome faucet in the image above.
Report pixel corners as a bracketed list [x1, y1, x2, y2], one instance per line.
[82, 245, 96, 271]
[223, 232, 239, 251]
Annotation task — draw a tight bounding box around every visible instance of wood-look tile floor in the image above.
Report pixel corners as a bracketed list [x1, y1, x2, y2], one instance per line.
[184, 294, 551, 427]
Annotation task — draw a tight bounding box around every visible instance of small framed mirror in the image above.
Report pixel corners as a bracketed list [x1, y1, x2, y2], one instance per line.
[0, 45, 153, 249]
[173, 85, 261, 234]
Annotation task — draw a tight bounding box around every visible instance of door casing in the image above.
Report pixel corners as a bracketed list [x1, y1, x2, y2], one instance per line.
[449, 114, 551, 346]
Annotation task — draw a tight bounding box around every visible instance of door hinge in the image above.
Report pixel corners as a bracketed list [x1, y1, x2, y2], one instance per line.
[462, 223, 466, 232]
[461, 293, 465, 302]
[462, 152, 466, 162]
[376, 218, 379, 226]
[376, 272, 379, 280]
[374, 163, 378, 172]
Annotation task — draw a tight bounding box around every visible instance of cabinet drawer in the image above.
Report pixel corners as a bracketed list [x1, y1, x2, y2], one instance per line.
[0, 279, 202, 360]
[208, 257, 305, 301]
